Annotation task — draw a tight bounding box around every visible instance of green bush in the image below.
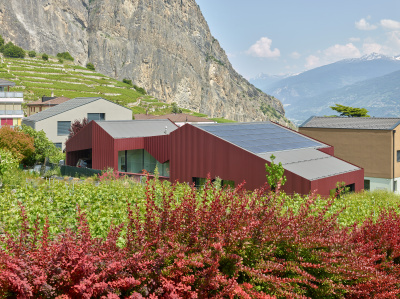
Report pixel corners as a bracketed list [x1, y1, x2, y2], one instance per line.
[0, 35, 4, 47]
[123, 78, 132, 86]
[3, 43, 25, 58]
[42, 53, 49, 61]
[57, 52, 74, 61]
[28, 50, 36, 58]
[133, 84, 146, 95]
[86, 62, 95, 71]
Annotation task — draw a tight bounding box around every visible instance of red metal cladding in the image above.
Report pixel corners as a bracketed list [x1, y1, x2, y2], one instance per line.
[170, 124, 309, 191]
[311, 168, 364, 197]
[144, 135, 170, 163]
[91, 122, 115, 171]
[65, 121, 93, 152]
[318, 146, 334, 156]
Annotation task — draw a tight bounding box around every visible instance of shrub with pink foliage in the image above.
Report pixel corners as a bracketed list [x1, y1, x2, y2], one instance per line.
[1, 180, 400, 297]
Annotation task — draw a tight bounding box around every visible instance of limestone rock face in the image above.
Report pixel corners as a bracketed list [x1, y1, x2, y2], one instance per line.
[0, 0, 285, 122]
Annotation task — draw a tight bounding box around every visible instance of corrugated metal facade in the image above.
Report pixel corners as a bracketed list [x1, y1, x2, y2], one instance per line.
[145, 135, 170, 164]
[170, 124, 363, 196]
[65, 121, 363, 196]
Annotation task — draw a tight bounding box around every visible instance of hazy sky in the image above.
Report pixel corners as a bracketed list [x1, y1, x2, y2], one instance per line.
[195, 0, 400, 79]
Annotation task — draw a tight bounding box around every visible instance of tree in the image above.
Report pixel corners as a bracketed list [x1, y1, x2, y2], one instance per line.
[2, 43, 25, 58]
[21, 125, 64, 165]
[67, 117, 89, 140]
[0, 125, 35, 163]
[265, 154, 287, 192]
[57, 52, 74, 61]
[28, 50, 36, 58]
[42, 53, 49, 61]
[330, 104, 370, 117]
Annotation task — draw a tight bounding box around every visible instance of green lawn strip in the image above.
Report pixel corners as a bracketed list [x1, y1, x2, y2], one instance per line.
[209, 117, 237, 123]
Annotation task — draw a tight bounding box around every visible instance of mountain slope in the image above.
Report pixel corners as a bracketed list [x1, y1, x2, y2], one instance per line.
[288, 69, 400, 122]
[0, 0, 287, 124]
[251, 54, 400, 124]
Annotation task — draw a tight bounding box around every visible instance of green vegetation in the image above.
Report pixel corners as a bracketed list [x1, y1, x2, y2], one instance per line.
[1, 42, 25, 58]
[86, 62, 95, 70]
[210, 117, 236, 123]
[28, 50, 36, 58]
[171, 102, 182, 113]
[57, 52, 74, 61]
[206, 54, 225, 66]
[122, 78, 132, 86]
[42, 53, 49, 61]
[265, 154, 287, 191]
[260, 102, 281, 119]
[330, 103, 370, 117]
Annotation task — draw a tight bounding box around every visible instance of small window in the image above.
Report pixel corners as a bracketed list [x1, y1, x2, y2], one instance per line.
[364, 180, 370, 191]
[53, 143, 62, 149]
[87, 113, 105, 122]
[397, 150, 400, 162]
[57, 121, 71, 136]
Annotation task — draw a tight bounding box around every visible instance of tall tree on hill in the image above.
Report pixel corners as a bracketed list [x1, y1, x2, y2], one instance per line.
[330, 104, 370, 117]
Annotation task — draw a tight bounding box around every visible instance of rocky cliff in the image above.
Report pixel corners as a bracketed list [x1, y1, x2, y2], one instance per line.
[0, 0, 286, 122]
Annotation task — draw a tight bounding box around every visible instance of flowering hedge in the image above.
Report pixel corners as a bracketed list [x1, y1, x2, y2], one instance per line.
[1, 180, 400, 297]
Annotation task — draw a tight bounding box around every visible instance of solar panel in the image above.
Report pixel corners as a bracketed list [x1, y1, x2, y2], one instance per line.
[194, 122, 324, 154]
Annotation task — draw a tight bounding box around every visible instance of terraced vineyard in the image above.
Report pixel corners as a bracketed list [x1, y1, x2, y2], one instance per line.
[0, 55, 200, 117]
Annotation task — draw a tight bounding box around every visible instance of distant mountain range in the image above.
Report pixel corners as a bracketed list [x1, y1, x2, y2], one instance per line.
[250, 53, 400, 125]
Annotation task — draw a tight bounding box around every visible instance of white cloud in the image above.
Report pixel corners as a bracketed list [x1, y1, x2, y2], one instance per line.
[246, 37, 280, 58]
[304, 43, 361, 69]
[324, 43, 361, 59]
[290, 51, 301, 59]
[380, 19, 400, 30]
[305, 55, 320, 69]
[362, 43, 384, 54]
[355, 18, 377, 30]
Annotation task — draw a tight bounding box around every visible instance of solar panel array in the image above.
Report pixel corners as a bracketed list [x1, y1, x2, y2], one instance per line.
[194, 123, 324, 154]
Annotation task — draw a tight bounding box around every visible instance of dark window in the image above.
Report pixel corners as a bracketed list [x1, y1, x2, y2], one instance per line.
[193, 177, 207, 189]
[57, 121, 71, 136]
[87, 113, 105, 122]
[53, 143, 62, 149]
[397, 151, 400, 162]
[364, 180, 370, 190]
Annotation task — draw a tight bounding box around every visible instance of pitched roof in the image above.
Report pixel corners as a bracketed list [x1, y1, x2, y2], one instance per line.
[134, 113, 214, 123]
[194, 122, 327, 154]
[23, 97, 130, 123]
[258, 148, 361, 181]
[96, 120, 178, 139]
[0, 79, 15, 87]
[27, 97, 71, 106]
[194, 122, 360, 181]
[300, 116, 400, 130]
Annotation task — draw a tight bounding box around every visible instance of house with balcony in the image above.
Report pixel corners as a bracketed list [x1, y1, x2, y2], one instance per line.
[0, 79, 24, 126]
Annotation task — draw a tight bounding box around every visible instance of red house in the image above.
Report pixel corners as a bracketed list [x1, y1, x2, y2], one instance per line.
[65, 121, 364, 196]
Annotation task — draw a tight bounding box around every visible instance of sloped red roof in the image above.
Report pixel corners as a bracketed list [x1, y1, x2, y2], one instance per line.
[27, 97, 71, 106]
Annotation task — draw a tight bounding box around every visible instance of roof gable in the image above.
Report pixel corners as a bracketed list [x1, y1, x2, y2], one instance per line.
[23, 97, 130, 123]
[300, 116, 400, 130]
[0, 79, 15, 87]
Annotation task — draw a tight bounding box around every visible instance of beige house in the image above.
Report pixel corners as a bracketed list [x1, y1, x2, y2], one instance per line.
[22, 97, 132, 150]
[299, 116, 400, 193]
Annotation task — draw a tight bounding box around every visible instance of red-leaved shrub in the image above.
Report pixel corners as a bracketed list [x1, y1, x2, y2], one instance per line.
[1, 179, 400, 297]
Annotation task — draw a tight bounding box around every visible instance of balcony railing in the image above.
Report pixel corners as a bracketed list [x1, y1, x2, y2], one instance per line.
[0, 92, 23, 98]
[0, 110, 24, 115]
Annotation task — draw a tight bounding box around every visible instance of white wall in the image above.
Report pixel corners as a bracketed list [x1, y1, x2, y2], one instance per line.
[34, 99, 132, 150]
[365, 176, 400, 194]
